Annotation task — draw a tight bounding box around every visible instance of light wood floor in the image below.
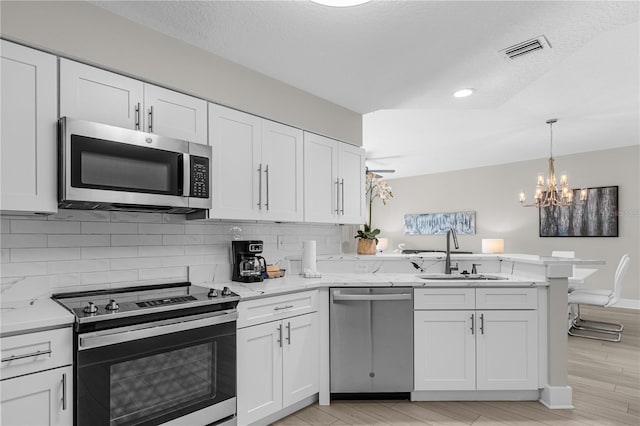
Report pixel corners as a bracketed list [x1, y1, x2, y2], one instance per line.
[274, 306, 640, 425]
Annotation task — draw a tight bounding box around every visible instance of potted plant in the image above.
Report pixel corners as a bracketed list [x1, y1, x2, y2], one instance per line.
[355, 172, 393, 254]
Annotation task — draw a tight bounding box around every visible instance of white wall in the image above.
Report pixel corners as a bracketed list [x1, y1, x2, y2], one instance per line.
[0, 211, 342, 302]
[372, 145, 640, 304]
[0, 1, 362, 145]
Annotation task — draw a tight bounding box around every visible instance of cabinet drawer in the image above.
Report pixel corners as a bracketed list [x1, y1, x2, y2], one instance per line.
[414, 288, 475, 310]
[237, 290, 318, 328]
[1, 328, 72, 380]
[476, 288, 537, 310]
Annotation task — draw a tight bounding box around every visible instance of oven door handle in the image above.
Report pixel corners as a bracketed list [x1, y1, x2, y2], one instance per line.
[78, 309, 238, 350]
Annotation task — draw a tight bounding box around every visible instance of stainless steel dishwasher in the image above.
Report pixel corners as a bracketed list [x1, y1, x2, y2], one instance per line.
[330, 287, 413, 394]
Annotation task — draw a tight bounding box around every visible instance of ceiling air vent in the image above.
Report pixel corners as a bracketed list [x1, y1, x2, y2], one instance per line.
[500, 35, 551, 60]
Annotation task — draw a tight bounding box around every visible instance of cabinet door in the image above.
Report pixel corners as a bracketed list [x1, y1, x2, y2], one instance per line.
[237, 321, 283, 426]
[1, 366, 72, 426]
[476, 310, 538, 390]
[337, 143, 365, 224]
[282, 313, 319, 407]
[303, 132, 338, 223]
[208, 104, 261, 220]
[261, 120, 304, 222]
[1, 41, 58, 214]
[414, 310, 476, 391]
[59, 59, 143, 130]
[144, 84, 207, 144]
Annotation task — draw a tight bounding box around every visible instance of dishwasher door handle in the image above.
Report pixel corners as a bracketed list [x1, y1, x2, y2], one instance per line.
[332, 290, 412, 302]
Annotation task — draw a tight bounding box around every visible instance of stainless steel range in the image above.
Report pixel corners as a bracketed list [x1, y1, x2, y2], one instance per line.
[53, 282, 239, 426]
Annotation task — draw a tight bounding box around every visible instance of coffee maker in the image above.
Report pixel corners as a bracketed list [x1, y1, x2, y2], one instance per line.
[231, 240, 266, 283]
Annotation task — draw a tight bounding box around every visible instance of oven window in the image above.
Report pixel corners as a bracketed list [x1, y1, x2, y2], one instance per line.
[110, 343, 215, 426]
[71, 135, 182, 195]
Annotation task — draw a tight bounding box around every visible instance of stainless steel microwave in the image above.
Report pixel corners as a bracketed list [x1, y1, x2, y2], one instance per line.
[59, 117, 211, 213]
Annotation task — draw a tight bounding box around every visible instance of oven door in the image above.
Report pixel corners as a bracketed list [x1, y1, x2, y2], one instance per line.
[76, 311, 237, 426]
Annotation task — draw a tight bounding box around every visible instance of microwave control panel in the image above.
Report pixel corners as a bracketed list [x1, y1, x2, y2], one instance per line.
[190, 156, 209, 198]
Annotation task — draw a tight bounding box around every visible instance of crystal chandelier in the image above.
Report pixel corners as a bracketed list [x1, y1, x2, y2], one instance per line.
[519, 119, 587, 208]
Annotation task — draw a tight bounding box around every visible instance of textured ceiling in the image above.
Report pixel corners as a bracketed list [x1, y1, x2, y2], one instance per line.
[92, 0, 639, 178]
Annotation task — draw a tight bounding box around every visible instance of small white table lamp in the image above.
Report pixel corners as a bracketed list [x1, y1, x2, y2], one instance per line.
[377, 238, 389, 252]
[482, 238, 504, 254]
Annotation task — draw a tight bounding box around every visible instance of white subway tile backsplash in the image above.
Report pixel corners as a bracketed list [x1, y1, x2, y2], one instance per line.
[111, 257, 162, 271]
[1, 210, 342, 299]
[49, 210, 110, 222]
[138, 223, 185, 235]
[163, 235, 205, 245]
[1, 218, 10, 234]
[111, 211, 163, 223]
[82, 222, 137, 234]
[82, 270, 139, 286]
[1, 234, 47, 248]
[48, 234, 110, 248]
[111, 234, 162, 246]
[11, 220, 80, 234]
[139, 266, 187, 281]
[81, 246, 138, 259]
[1, 262, 48, 277]
[48, 259, 110, 274]
[11, 248, 81, 262]
[138, 245, 185, 257]
[162, 255, 205, 267]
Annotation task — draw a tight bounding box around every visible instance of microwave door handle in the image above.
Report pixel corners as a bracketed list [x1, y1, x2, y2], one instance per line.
[182, 153, 190, 197]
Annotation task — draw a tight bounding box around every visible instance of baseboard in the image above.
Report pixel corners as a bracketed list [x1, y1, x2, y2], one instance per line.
[539, 385, 574, 409]
[411, 390, 539, 402]
[613, 298, 640, 310]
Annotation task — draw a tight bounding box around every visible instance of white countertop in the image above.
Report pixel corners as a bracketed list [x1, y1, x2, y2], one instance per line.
[194, 272, 546, 301]
[1, 297, 74, 337]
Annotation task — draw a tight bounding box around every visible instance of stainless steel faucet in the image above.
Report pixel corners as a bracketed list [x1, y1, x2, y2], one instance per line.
[445, 227, 459, 274]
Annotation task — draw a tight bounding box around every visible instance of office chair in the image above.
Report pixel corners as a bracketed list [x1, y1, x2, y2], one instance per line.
[568, 254, 630, 342]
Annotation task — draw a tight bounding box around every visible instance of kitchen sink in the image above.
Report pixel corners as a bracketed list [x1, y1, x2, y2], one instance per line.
[417, 273, 507, 280]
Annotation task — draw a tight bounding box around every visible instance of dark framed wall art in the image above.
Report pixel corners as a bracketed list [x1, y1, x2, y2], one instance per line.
[539, 186, 619, 237]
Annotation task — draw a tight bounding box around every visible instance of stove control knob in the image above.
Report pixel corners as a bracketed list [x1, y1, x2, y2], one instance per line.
[222, 286, 232, 297]
[208, 288, 219, 298]
[105, 299, 119, 311]
[83, 302, 98, 314]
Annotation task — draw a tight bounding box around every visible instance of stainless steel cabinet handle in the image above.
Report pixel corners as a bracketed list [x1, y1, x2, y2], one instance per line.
[62, 373, 67, 411]
[257, 164, 263, 209]
[286, 322, 291, 345]
[471, 313, 475, 335]
[332, 291, 412, 302]
[135, 103, 140, 130]
[265, 164, 270, 211]
[148, 105, 153, 132]
[274, 305, 294, 311]
[277, 324, 283, 348]
[340, 178, 345, 215]
[335, 179, 341, 214]
[480, 313, 485, 335]
[1, 349, 52, 363]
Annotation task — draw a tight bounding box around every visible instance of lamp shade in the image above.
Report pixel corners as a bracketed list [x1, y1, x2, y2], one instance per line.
[482, 239, 504, 254]
[376, 238, 389, 252]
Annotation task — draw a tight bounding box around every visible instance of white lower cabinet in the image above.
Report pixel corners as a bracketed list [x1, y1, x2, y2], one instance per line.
[414, 288, 538, 392]
[1, 365, 72, 426]
[237, 292, 319, 426]
[1, 327, 73, 426]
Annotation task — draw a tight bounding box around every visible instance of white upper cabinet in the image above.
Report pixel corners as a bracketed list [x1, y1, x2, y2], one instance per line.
[59, 59, 207, 144]
[261, 120, 304, 222]
[209, 104, 261, 220]
[1, 40, 58, 214]
[60, 58, 143, 130]
[303, 132, 365, 224]
[208, 103, 303, 222]
[143, 83, 207, 145]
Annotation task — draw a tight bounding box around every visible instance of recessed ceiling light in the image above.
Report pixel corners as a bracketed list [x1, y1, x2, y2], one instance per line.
[453, 88, 475, 98]
[311, 0, 372, 7]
